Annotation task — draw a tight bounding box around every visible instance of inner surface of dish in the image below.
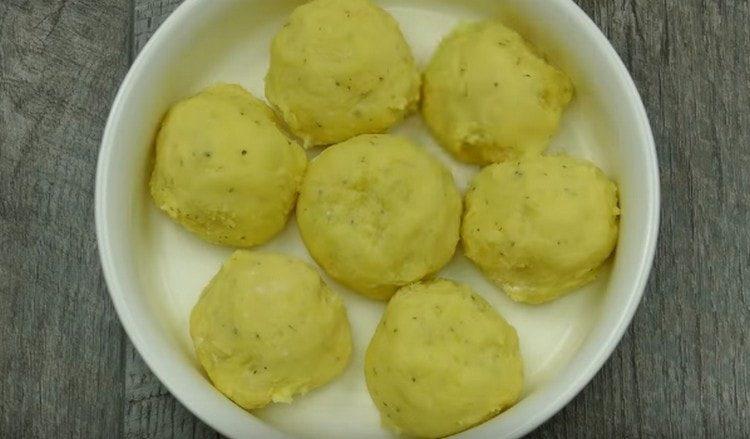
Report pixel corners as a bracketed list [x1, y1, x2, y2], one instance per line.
[125, 1, 635, 437]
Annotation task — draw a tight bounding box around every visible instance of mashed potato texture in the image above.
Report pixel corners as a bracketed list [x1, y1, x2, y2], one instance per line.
[462, 155, 620, 303]
[296, 134, 461, 300]
[266, 0, 421, 147]
[190, 251, 352, 409]
[150, 84, 306, 247]
[365, 279, 523, 438]
[422, 21, 573, 164]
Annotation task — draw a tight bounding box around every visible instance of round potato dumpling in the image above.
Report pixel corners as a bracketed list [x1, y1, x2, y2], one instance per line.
[462, 155, 620, 304]
[190, 250, 352, 410]
[265, 0, 421, 147]
[150, 83, 306, 247]
[296, 134, 461, 300]
[365, 279, 524, 438]
[422, 21, 574, 165]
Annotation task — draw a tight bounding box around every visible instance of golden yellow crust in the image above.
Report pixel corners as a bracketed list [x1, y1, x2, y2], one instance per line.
[266, 0, 420, 147]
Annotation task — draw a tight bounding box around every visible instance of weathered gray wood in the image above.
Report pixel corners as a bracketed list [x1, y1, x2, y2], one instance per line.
[133, 0, 183, 55]
[125, 343, 220, 438]
[0, 0, 131, 437]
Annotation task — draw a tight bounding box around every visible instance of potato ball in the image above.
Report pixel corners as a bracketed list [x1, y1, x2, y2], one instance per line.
[422, 21, 574, 165]
[150, 84, 306, 247]
[296, 134, 461, 300]
[265, 0, 421, 147]
[365, 279, 524, 438]
[462, 155, 620, 304]
[190, 251, 352, 410]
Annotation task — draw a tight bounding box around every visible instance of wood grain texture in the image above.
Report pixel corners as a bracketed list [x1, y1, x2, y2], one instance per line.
[1, 0, 747, 437]
[0, 0, 131, 437]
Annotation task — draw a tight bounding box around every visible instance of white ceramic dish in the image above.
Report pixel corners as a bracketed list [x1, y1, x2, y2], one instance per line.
[96, 0, 659, 437]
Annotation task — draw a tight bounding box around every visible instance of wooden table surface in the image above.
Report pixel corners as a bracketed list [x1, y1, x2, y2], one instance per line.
[1, 0, 748, 437]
